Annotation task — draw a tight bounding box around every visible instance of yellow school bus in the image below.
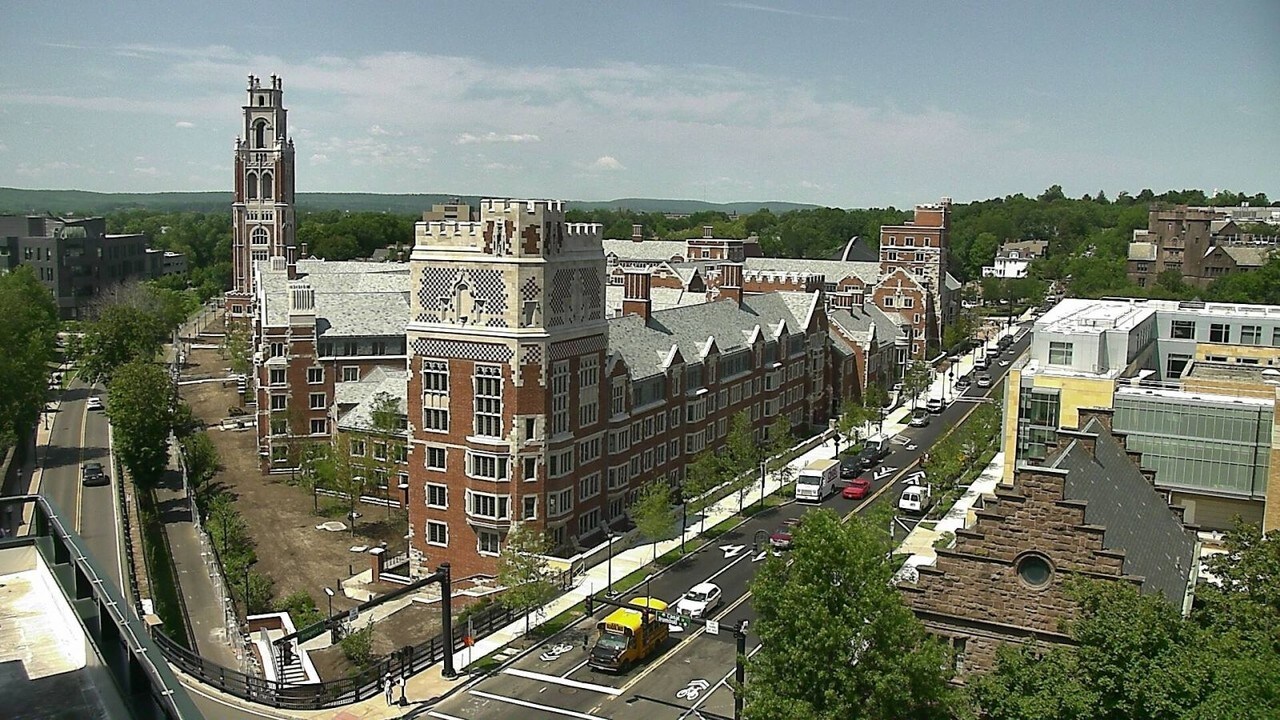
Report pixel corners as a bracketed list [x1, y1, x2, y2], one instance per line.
[589, 597, 669, 672]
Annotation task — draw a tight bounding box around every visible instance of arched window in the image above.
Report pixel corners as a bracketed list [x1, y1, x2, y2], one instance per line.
[246, 172, 258, 200]
[261, 171, 273, 200]
[254, 119, 267, 148]
[251, 227, 269, 245]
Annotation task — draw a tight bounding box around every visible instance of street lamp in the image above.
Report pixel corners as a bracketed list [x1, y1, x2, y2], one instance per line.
[758, 459, 767, 511]
[677, 483, 687, 555]
[605, 525, 616, 597]
[324, 587, 337, 643]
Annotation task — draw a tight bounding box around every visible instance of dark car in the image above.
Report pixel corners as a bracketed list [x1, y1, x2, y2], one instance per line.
[81, 462, 109, 487]
[856, 442, 890, 469]
[840, 456, 861, 479]
[842, 477, 872, 500]
[770, 518, 801, 550]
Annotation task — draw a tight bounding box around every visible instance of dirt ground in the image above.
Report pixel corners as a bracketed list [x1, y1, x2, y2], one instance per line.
[308, 603, 445, 681]
[179, 314, 407, 623]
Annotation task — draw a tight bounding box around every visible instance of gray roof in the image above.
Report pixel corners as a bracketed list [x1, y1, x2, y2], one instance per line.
[1221, 245, 1272, 267]
[607, 292, 817, 379]
[336, 368, 408, 432]
[945, 272, 961, 291]
[259, 260, 410, 338]
[602, 239, 688, 263]
[1128, 242, 1158, 261]
[1051, 417, 1198, 603]
[747, 257, 881, 285]
[829, 304, 905, 347]
[833, 235, 878, 262]
[605, 285, 710, 314]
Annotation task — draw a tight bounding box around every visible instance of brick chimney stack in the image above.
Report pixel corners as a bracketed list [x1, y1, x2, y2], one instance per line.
[622, 268, 652, 321]
[631, 223, 644, 243]
[719, 262, 744, 307]
[703, 225, 714, 239]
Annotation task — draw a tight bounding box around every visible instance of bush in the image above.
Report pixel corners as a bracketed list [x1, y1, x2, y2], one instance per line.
[275, 590, 324, 628]
[340, 625, 374, 668]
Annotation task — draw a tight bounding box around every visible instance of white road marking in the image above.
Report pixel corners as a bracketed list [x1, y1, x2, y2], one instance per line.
[751, 550, 768, 562]
[677, 644, 763, 719]
[469, 690, 610, 719]
[720, 544, 745, 559]
[501, 667, 622, 696]
[74, 390, 91, 533]
[560, 658, 590, 677]
[427, 711, 469, 720]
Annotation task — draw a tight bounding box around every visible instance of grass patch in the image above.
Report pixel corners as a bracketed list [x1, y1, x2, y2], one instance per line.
[918, 520, 938, 530]
[933, 531, 956, 550]
[137, 489, 191, 648]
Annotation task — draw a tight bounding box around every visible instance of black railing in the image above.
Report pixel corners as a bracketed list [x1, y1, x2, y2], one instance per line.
[150, 598, 520, 711]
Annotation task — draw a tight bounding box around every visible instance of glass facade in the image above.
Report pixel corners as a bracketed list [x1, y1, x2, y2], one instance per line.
[1017, 386, 1061, 461]
[1113, 394, 1271, 498]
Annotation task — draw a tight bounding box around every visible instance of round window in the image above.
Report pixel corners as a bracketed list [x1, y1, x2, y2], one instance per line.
[1016, 554, 1053, 589]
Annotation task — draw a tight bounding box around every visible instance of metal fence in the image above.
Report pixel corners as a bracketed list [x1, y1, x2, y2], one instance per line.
[151, 599, 520, 711]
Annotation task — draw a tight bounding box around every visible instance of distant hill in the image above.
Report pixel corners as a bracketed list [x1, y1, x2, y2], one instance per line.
[0, 187, 819, 216]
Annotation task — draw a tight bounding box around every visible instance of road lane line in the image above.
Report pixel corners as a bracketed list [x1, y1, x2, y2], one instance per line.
[501, 667, 622, 696]
[427, 711, 469, 720]
[560, 657, 590, 678]
[677, 643, 762, 719]
[469, 690, 609, 719]
[617, 587, 754, 696]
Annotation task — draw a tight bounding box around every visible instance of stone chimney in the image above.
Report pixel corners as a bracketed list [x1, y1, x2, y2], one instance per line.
[702, 225, 714, 239]
[288, 280, 316, 326]
[621, 268, 652, 322]
[631, 224, 644, 243]
[719, 262, 744, 307]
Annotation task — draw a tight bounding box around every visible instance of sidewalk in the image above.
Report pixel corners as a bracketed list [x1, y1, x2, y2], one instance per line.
[895, 452, 1005, 573]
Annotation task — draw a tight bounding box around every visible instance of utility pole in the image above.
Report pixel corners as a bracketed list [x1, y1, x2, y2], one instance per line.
[733, 619, 749, 720]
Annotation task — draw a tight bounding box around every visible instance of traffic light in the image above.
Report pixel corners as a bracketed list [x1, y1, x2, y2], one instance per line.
[584, 593, 594, 616]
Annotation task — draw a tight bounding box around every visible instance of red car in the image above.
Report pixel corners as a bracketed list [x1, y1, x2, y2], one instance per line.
[769, 518, 801, 550]
[842, 477, 872, 500]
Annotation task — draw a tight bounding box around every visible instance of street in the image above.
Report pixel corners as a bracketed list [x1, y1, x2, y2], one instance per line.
[430, 328, 1031, 720]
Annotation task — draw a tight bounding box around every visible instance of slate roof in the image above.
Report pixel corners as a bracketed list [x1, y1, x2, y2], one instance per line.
[747, 257, 881, 285]
[1049, 417, 1198, 604]
[829, 304, 905, 347]
[1221, 245, 1272, 267]
[335, 368, 409, 432]
[605, 285, 710, 314]
[258, 260, 410, 338]
[1128, 242, 1158, 261]
[833, 235, 878, 262]
[602, 239, 687, 263]
[607, 292, 817, 379]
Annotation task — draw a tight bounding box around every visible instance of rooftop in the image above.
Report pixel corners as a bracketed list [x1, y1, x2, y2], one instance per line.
[258, 259, 410, 337]
[1184, 360, 1280, 385]
[336, 368, 409, 432]
[746, 257, 881, 285]
[1036, 298, 1156, 335]
[602, 239, 687, 263]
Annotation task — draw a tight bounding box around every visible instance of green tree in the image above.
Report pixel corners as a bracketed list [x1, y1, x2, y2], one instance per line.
[107, 360, 173, 487]
[274, 590, 324, 629]
[219, 320, 252, 379]
[746, 510, 957, 719]
[685, 451, 724, 534]
[320, 433, 375, 536]
[837, 399, 877, 455]
[629, 481, 674, 564]
[496, 521, 558, 637]
[368, 391, 408, 526]
[901, 360, 932, 410]
[73, 304, 166, 383]
[0, 267, 59, 448]
[180, 431, 220, 489]
[725, 411, 761, 514]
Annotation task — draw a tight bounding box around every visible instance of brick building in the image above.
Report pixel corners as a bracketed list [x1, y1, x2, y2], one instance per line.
[404, 200, 831, 579]
[900, 409, 1199, 676]
[226, 74, 297, 319]
[1127, 206, 1277, 289]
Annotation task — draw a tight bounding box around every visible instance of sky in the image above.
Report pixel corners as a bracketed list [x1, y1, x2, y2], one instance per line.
[1, 1, 1277, 208]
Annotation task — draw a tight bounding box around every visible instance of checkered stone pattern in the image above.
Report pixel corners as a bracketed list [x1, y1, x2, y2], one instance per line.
[550, 335, 607, 360]
[411, 338, 513, 363]
[470, 268, 508, 316]
[416, 267, 456, 322]
[548, 269, 574, 327]
[521, 344, 543, 365]
[520, 277, 540, 303]
[579, 267, 603, 321]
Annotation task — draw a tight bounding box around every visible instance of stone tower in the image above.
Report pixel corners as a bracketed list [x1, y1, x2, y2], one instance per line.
[226, 74, 296, 318]
[405, 200, 607, 578]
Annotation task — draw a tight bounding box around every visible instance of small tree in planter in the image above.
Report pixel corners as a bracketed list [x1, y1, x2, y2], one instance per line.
[496, 522, 558, 639]
[630, 482, 675, 564]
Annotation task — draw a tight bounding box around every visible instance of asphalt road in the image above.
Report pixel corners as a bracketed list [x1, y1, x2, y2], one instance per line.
[431, 328, 1032, 720]
[38, 379, 127, 596]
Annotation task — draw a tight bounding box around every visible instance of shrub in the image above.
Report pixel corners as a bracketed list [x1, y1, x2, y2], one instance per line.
[340, 625, 374, 668]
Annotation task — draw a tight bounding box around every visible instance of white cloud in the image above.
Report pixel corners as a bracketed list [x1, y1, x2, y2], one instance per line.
[174, 120, 195, 128]
[310, 153, 331, 165]
[133, 166, 163, 177]
[718, 2, 851, 22]
[590, 156, 625, 171]
[799, 180, 822, 190]
[454, 132, 541, 145]
[482, 162, 520, 171]
[368, 124, 389, 136]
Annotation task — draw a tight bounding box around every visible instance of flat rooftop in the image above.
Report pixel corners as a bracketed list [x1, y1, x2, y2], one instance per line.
[1036, 298, 1156, 335]
[1115, 383, 1274, 408]
[1185, 360, 1280, 385]
[0, 546, 118, 719]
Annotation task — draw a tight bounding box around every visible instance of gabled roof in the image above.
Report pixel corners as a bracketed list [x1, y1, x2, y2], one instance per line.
[832, 235, 878, 262]
[336, 368, 409, 432]
[258, 260, 410, 337]
[607, 291, 819, 379]
[1221, 245, 1272, 267]
[746, 257, 881, 285]
[829, 304, 905, 347]
[602, 239, 687, 263]
[1049, 417, 1198, 603]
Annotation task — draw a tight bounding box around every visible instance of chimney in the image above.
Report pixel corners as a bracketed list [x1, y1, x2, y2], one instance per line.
[703, 225, 714, 239]
[288, 280, 316, 326]
[621, 269, 652, 322]
[631, 224, 644, 243]
[301, 242, 309, 259]
[719, 262, 744, 307]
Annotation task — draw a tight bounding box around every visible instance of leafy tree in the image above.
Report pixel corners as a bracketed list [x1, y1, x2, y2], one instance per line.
[107, 360, 173, 487]
[219, 320, 252, 379]
[180, 431, 220, 489]
[73, 304, 166, 383]
[1195, 520, 1280, 639]
[837, 399, 876, 455]
[319, 433, 375, 536]
[725, 411, 761, 514]
[901, 360, 932, 410]
[0, 267, 59, 448]
[496, 521, 558, 637]
[340, 624, 375, 667]
[274, 590, 324, 629]
[685, 451, 724, 534]
[368, 390, 407, 498]
[629, 481, 674, 564]
[746, 510, 957, 719]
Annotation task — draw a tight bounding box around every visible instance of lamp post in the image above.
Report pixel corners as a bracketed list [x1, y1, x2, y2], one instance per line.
[324, 587, 336, 643]
[605, 526, 616, 597]
[677, 484, 687, 555]
[758, 459, 767, 511]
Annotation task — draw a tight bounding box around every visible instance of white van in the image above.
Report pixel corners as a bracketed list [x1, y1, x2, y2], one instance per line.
[795, 459, 840, 503]
[897, 485, 932, 514]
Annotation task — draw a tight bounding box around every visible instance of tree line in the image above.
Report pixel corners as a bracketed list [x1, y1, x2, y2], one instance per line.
[0, 268, 60, 452]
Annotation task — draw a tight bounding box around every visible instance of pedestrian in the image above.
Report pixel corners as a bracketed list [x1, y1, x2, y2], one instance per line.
[383, 673, 393, 706]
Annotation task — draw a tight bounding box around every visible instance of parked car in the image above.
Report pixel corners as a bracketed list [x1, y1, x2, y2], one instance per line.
[908, 408, 930, 427]
[675, 582, 723, 619]
[86, 396, 103, 411]
[955, 374, 972, 389]
[842, 477, 873, 500]
[81, 462, 109, 487]
[977, 374, 992, 388]
[840, 456, 862, 479]
[925, 397, 944, 414]
[856, 435, 892, 469]
[897, 484, 933, 514]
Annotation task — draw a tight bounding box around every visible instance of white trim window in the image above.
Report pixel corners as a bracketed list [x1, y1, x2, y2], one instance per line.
[307, 367, 324, 384]
[426, 446, 446, 470]
[548, 488, 573, 518]
[422, 360, 449, 394]
[551, 362, 570, 435]
[579, 356, 599, 427]
[309, 419, 327, 435]
[426, 521, 448, 547]
[342, 366, 360, 382]
[467, 452, 510, 482]
[465, 490, 510, 521]
[473, 365, 504, 439]
[579, 472, 601, 502]
[578, 508, 600, 537]
[426, 483, 448, 509]
[309, 392, 326, 410]
[522, 495, 538, 520]
[549, 449, 574, 478]
[422, 408, 449, 433]
[477, 529, 500, 556]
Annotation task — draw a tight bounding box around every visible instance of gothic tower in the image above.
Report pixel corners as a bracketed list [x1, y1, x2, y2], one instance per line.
[405, 200, 607, 578]
[226, 74, 296, 318]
